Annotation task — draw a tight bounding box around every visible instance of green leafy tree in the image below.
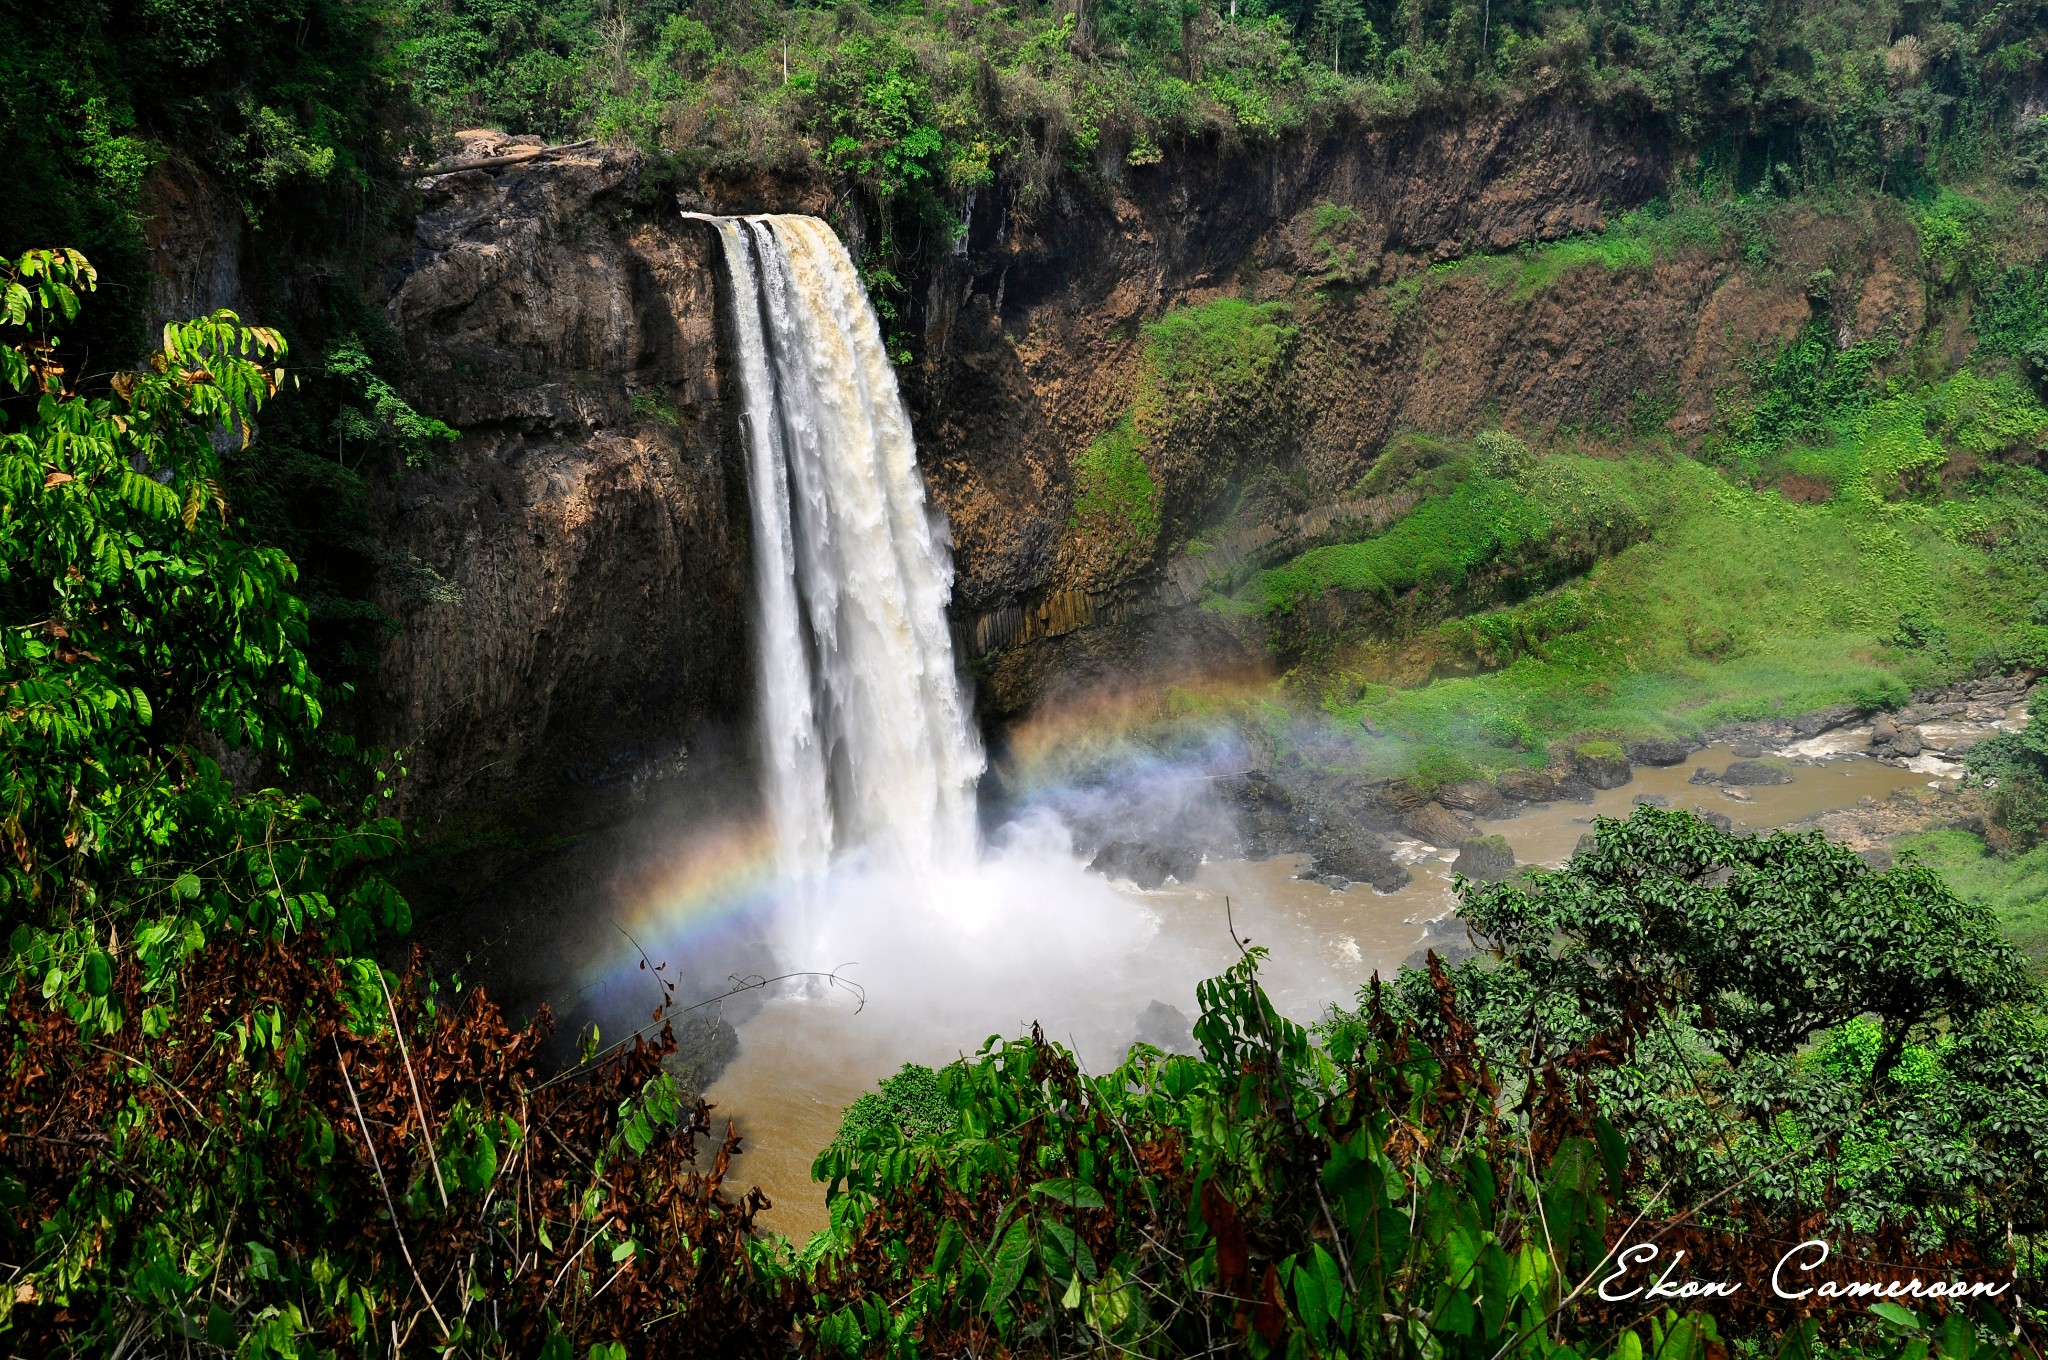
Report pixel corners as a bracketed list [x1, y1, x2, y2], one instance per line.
[1965, 688, 2048, 853]
[0, 248, 790, 1359]
[1387, 806, 2048, 1247]
[324, 337, 458, 469]
[807, 940, 2042, 1357]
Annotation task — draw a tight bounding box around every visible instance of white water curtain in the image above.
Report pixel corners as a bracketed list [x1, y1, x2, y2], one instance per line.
[692, 213, 983, 878]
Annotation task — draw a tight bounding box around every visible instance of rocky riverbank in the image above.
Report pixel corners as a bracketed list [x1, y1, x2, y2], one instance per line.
[1066, 672, 2036, 896]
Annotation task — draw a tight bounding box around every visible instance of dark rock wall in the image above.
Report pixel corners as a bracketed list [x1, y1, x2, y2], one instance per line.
[906, 98, 1671, 622]
[372, 147, 753, 866]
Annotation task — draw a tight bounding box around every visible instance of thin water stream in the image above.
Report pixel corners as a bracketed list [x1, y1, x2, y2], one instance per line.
[708, 744, 1943, 1237]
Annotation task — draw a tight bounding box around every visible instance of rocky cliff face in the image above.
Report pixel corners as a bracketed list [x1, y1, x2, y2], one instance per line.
[899, 102, 1930, 716]
[370, 140, 753, 868]
[360, 104, 1932, 883]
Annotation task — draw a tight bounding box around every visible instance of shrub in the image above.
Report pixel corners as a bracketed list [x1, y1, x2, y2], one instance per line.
[1965, 689, 2048, 853]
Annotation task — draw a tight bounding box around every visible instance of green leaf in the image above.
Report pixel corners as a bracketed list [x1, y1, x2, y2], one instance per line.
[1871, 1301, 1924, 1330]
[1439, 1288, 1476, 1337]
[933, 1218, 965, 1273]
[1659, 1314, 1701, 1360]
[984, 1217, 1033, 1312]
[1939, 1311, 1975, 1360]
[1031, 1176, 1106, 1209]
[1290, 1255, 1329, 1341]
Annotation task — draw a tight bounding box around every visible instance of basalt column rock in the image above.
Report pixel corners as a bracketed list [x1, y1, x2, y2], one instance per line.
[373, 144, 753, 870]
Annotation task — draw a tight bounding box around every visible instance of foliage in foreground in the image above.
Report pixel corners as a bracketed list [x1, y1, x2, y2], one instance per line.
[804, 808, 2048, 1359]
[0, 247, 814, 1357]
[1385, 807, 2048, 1250]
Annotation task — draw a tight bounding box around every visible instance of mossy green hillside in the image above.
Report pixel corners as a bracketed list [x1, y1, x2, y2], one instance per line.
[1066, 297, 1297, 557]
[1138, 297, 1297, 410]
[1237, 366, 2048, 783]
[1236, 450, 1666, 653]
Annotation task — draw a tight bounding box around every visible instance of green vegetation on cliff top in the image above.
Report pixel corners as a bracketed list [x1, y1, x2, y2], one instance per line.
[9, 0, 2048, 363]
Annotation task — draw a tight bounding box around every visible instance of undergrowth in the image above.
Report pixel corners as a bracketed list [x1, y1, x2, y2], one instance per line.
[1898, 829, 2048, 971]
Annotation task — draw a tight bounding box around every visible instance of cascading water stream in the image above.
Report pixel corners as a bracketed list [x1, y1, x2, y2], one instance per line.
[691, 213, 984, 879]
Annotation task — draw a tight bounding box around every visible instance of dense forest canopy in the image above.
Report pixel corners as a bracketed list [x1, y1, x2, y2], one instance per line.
[6, 0, 2047, 336]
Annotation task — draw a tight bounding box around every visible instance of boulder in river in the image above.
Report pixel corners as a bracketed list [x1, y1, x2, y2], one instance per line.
[1573, 743, 1633, 790]
[1400, 936, 1479, 971]
[1089, 841, 1201, 888]
[1494, 768, 1556, 802]
[1293, 789, 1412, 892]
[1691, 808, 1734, 831]
[1218, 771, 1298, 858]
[1869, 713, 1925, 758]
[1551, 773, 1598, 803]
[1453, 835, 1516, 882]
[1436, 779, 1506, 818]
[1729, 739, 1765, 758]
[1305, 838, 1410, 893]
[1625, 738, 1692, 767]
[667, 1012, 741, 1096]
[1688, 766, 1722, 785]
[1792, 703, 1867, 738]
[1133, 1000, 1197, 1055]
[1721, 758, 1794, 786]
[1631, 793, 1671, 808]
[1403, 800, 1474, 848]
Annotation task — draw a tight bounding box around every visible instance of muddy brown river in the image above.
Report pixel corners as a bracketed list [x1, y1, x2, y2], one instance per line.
[707, 744, 1946, 1237]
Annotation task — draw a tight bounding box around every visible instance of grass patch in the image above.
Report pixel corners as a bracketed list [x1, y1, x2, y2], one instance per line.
[1281, 429, 2048, 778]
[1138, 297, 1296, 414]
[1896, 828, 2048, 969]
[1246, 353, 2048, 782]
[1248, 473, 1549, 612]
[1070, 410, 1160, 554]
[1450, 197, 1729, 301]
[1242, 450, 1665, 620]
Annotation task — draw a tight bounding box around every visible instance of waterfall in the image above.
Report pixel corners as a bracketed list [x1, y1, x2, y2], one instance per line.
[692, 214, 984, 878]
